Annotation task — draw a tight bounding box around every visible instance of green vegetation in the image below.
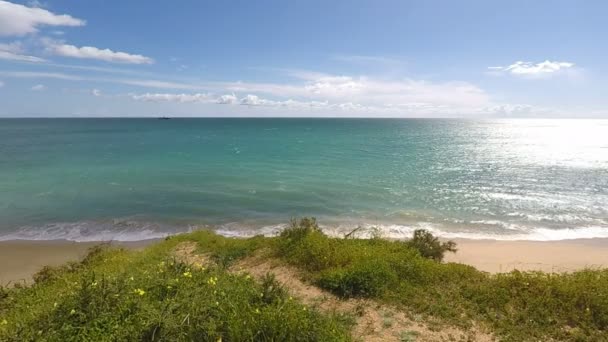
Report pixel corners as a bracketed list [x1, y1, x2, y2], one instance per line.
[0, 233, 350, 341]
[1, 218, 607, 341]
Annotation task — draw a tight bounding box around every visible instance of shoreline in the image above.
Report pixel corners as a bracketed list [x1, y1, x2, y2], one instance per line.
[2, 236, 608, 285]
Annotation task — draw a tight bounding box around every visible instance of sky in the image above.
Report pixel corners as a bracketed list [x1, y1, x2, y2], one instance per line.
[0, 0, 606, 118]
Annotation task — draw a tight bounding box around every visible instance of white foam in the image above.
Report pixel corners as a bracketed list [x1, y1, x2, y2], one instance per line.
[2, 220, 608, 242]
[213, 222, 608, 242]
[0, 221, 185, 242]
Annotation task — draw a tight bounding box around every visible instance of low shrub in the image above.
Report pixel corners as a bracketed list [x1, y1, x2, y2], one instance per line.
[405, 229, 457, 262]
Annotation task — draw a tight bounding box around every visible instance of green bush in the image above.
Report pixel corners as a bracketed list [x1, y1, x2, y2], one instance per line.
[405, 229, 457, 262]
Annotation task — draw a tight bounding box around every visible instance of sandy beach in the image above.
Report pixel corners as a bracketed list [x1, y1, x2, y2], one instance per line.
[1, 237, 607, 286]
[0, 239, 155, 286]
[445, 238, 608, 273]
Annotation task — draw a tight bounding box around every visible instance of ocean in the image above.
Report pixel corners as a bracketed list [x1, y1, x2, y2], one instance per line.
[1, 118, 607, 241]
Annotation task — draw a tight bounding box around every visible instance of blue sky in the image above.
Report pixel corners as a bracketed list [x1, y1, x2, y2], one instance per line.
[0, 0, 606, 117]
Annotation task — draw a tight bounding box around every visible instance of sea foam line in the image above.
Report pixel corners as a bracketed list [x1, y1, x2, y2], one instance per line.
[1, 221, 608, 242]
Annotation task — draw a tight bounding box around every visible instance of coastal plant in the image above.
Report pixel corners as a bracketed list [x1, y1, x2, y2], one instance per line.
[405, 229, 457, 262]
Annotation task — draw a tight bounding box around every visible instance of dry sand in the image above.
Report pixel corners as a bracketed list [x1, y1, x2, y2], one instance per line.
[445, 238, 608, 273]
[0, 239, 155, 286]
[1, 237, 607, 285]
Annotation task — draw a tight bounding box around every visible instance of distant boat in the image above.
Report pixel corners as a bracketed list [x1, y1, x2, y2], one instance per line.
[157, 116, 171, 120]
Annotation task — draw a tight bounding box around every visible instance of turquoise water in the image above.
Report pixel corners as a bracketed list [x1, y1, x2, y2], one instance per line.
[1, 118, 607, 241]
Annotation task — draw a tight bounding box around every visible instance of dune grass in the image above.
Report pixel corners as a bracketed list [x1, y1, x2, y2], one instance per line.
[1, 218, 607, 341]
[0, 234, 350, 341]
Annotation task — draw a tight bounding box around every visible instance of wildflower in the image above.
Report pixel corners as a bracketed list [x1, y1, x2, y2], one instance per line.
[91, 281, 98, 287]
[289, 296, 293, 301]
[217, 337, 222, 342]
[207, 276, 218, 285]
[183, 271, 193, 278]
[70, 309, 76, 315]
[1, 319, 7, 325]
[129, 276, 134, 281]
[245, 274, 251, 280]
[53, 302, 58, 308]
[167, 285, 172, 290]
[255, 308, 260, 314]
[134, 288, 146, 296]
[216, 301, 219, 306]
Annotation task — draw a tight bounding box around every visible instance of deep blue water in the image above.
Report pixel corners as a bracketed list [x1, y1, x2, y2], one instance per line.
[1, 118, 607, 241]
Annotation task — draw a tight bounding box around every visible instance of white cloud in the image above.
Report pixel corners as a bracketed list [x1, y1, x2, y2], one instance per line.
[216, 74, 489, 109]
[116, 79, 196, 89]
[31, 83, 45, 91]
[0, 49, 45, 62]
[0, 0, 84, 36]
[45, 42, 153, 64]
[0, 70, 83, 80]
[130, 92, 213, 103]
[0, 41, 45, 62]
[489, 60, 575, 76]
[216, 94, 237, 104]
[91, 88, 101, 96]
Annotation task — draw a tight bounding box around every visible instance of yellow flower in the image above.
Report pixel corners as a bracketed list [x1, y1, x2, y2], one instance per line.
[183, 271, 193, 278]
[215, 301, 219, 306]
[167, 285, 172, 290]
[245, 274, 251, 280]
[91, 281, 98, 287]
[129, 276, 134, 281]
[255, 308, 260, 314]
[1, 319, 7, 325]
[217, 338, 222, 342]
[134, 288, 146, 296]
[70, 309, 76, 315]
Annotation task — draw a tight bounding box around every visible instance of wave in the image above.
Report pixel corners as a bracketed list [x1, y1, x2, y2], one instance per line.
[1, 220, 608, 242]
[0, 220, 189, 242]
